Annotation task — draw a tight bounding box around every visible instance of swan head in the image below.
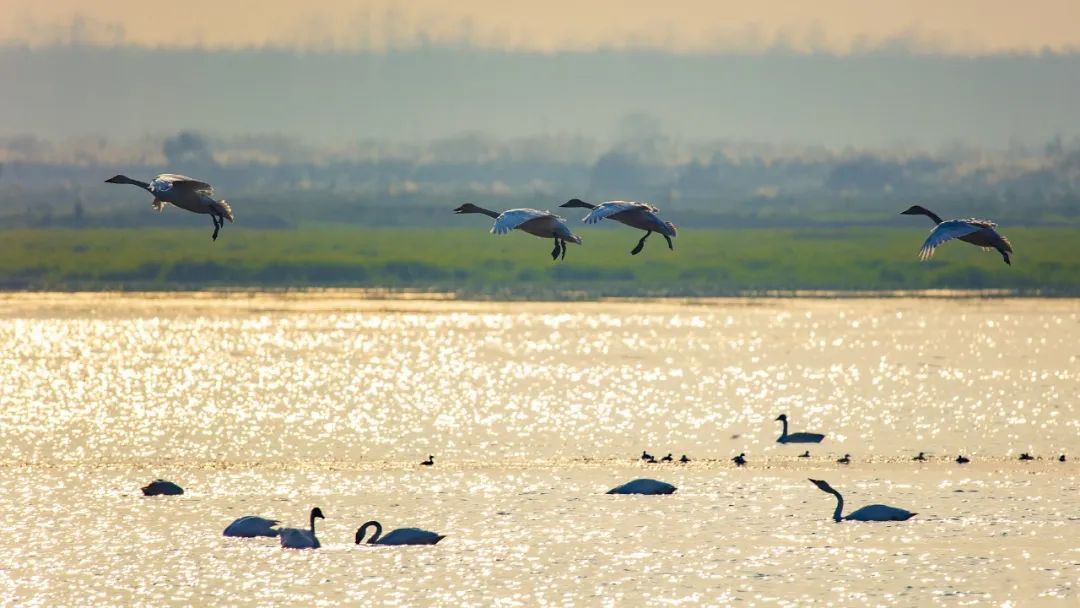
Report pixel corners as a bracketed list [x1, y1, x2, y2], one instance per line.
[310, 507, 325, 520]
[453, 203, 483, 214]
[105, 175, 131, 184]
[900, 205, 931, 216]
[775, 414, 787, 422]
[809, 478, 839, 494]
[559, 198, 592, 209]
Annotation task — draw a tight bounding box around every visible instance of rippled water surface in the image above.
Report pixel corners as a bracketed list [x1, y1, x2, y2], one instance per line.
[1, 293, 1077, 606]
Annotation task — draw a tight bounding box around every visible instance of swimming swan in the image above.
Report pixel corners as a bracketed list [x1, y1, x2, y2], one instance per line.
[901, 205, 1012, 265]
[279, 507, 324, 549]
[355, 521, 445, 545]
[454, 204, 582, 260]
[559, 199, 676, 255]
[141, 479, 183, 496]
[607, 479, 676, 495]
[809, 479, 916, 522]
[223, 516, 280, 538]
[775, 414, 825, 444]
[105, 174, 234, 240]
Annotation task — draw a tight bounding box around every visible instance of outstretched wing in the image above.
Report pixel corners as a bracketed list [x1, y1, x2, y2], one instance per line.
[582, 201, 656, 224]
[151, 174, 215, 196]
[491, 208, 554, 234]
[918, 220, 982, 261]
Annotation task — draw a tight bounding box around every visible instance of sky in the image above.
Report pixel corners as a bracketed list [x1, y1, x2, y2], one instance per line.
[2, 0, 1080, 53]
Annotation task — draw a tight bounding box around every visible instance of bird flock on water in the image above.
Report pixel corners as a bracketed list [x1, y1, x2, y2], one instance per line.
[105, 171, 1041, 547]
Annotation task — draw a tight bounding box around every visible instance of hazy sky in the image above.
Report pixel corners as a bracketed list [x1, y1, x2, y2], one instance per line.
[3, 0, 1080, 53]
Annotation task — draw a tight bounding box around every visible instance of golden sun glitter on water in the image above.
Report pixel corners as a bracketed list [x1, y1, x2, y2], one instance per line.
[0, 294, 1077, 605]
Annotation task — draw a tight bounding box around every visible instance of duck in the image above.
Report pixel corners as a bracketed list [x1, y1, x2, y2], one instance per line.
[558, 199, 676, 255]
[798, 451, 811, 458]
[606, 479, 677, 495]
[678, 454, 691, 463]
[900, 205, 1012, 265]
[355, 521, 445, 546]
[956, 455, 970, 464]
[732, 453, 747, 467]
[660, 453, 674, 462]
[223, 516, 280, 538]
[913, 452, 927, 461]
[141, 479, 183, 496]
[420, 455, 434, 466]
[640, 451, 654, 461]
[1018, 453, 1035, 461]
[105, 174, 234, 241]
[454, 204, 581, 260]
[837, 454, 851, 465]
[808, 479, 916, 522]
[1059, 454, 1067, 462]
[279, 507, 324, 550]
[775, 414, 825, 444]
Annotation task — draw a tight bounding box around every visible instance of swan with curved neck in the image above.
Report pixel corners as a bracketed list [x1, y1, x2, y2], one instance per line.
[279, 507, 324, 549]
[775, 414, 825, 444]
[559, 198, 676, 255]
[454, 203, 581, 260]
[809, 479, 915, 522]
[900, 205, 1013, 265]
[355, 520, 445, 545]
[105, 173, 234, 241]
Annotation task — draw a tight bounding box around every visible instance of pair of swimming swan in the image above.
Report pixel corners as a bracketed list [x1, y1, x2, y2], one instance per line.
[106, 174, 234, 241]
[454, 199, 676, 260]
[230, 508, 444, 549]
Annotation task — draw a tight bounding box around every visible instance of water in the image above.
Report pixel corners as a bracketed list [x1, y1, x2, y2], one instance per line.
[1, 293, 1077, 605]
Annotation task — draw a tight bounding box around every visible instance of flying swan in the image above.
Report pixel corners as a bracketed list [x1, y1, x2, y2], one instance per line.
[105, 174, 234, 240]
[559, 199, 676, 255]
[454, 204, 582, 260]
[901, 205, 1013, 265]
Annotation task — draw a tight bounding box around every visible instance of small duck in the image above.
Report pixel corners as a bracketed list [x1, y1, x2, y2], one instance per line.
[1059, 454, 1067, 462]
[798, 450, 811, 458]
[732, 453, 747, 467]
[420, 455, 435, 466]
[640, 451, 654, 461]
[1018, 453, 1035, 461]
[141, 479, 183, 496]
[956, 455, 970, 464]
[660, 453, 673, 462]
[913, 452, 927, 461]
[678, 454, 690, 463]
[837, 454, 851, 465]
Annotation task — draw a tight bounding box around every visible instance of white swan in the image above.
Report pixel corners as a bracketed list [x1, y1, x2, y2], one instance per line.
[105, 174, 234, 241]
[809, 479, 916, 522]
[279, 507, 324, 549]
[775, 414, 825, 444]
[606, 479, 676, 495]
[141, 479, 183, 496]
[454, 204, 582, 260]
[355, 521, 445, 546]
[559, 199, 676, 255]
[901, 205, 1012, 265]
[223, 516, 280, 538]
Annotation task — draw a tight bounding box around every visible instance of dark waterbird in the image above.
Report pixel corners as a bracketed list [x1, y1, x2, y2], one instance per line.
[732, 453, 747, 467]
[420, 455, 434, 466]
[775, 414, 825, 444]
[956, 455, 970, 464]
[901, 205, 1013, 265]
[913, 452, 927, 461]
[355, 521, 445, 545]
[837, 454, 851, 465]
[141, 479, 183, 496]
[809, 479, 916, 522]
[607, 479, 677, 495]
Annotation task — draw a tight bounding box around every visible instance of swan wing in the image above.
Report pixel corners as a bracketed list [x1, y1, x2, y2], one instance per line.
[279, 528, 319, 549]
[582, 201, 655, 224]
[224, 516, 280, 537]
[491, 208, 555, 235]
[607, 478, 677, 495]
[378, 528, 445, 545]
[918, 220, 982, 260]
[152, 174, 215, 196]
[845, 504, 916, 522]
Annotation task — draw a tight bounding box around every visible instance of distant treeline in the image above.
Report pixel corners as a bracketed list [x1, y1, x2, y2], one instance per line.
[1, 227, 1077, 295]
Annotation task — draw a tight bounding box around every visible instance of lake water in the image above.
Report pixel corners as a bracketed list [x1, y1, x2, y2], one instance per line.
[1, 293, 1077, 605]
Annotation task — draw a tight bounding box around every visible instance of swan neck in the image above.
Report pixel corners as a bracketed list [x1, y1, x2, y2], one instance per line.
[474, 206, 500, 219]
[920, 208, 944, 224]
[368, 521, 382, 543]
[309, 512, 318, 535]
[120, 176, 152, 190]
[779, 418, 788, 438]
[832, 491, 844, 522]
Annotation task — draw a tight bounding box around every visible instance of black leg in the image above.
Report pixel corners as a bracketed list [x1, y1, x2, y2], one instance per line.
[631, 231, 651, 255]
[551, 239, 560, 260]
[211, 214, 221, 241]
[663, 234, 673, 250]
[560, 239, 567, 260]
